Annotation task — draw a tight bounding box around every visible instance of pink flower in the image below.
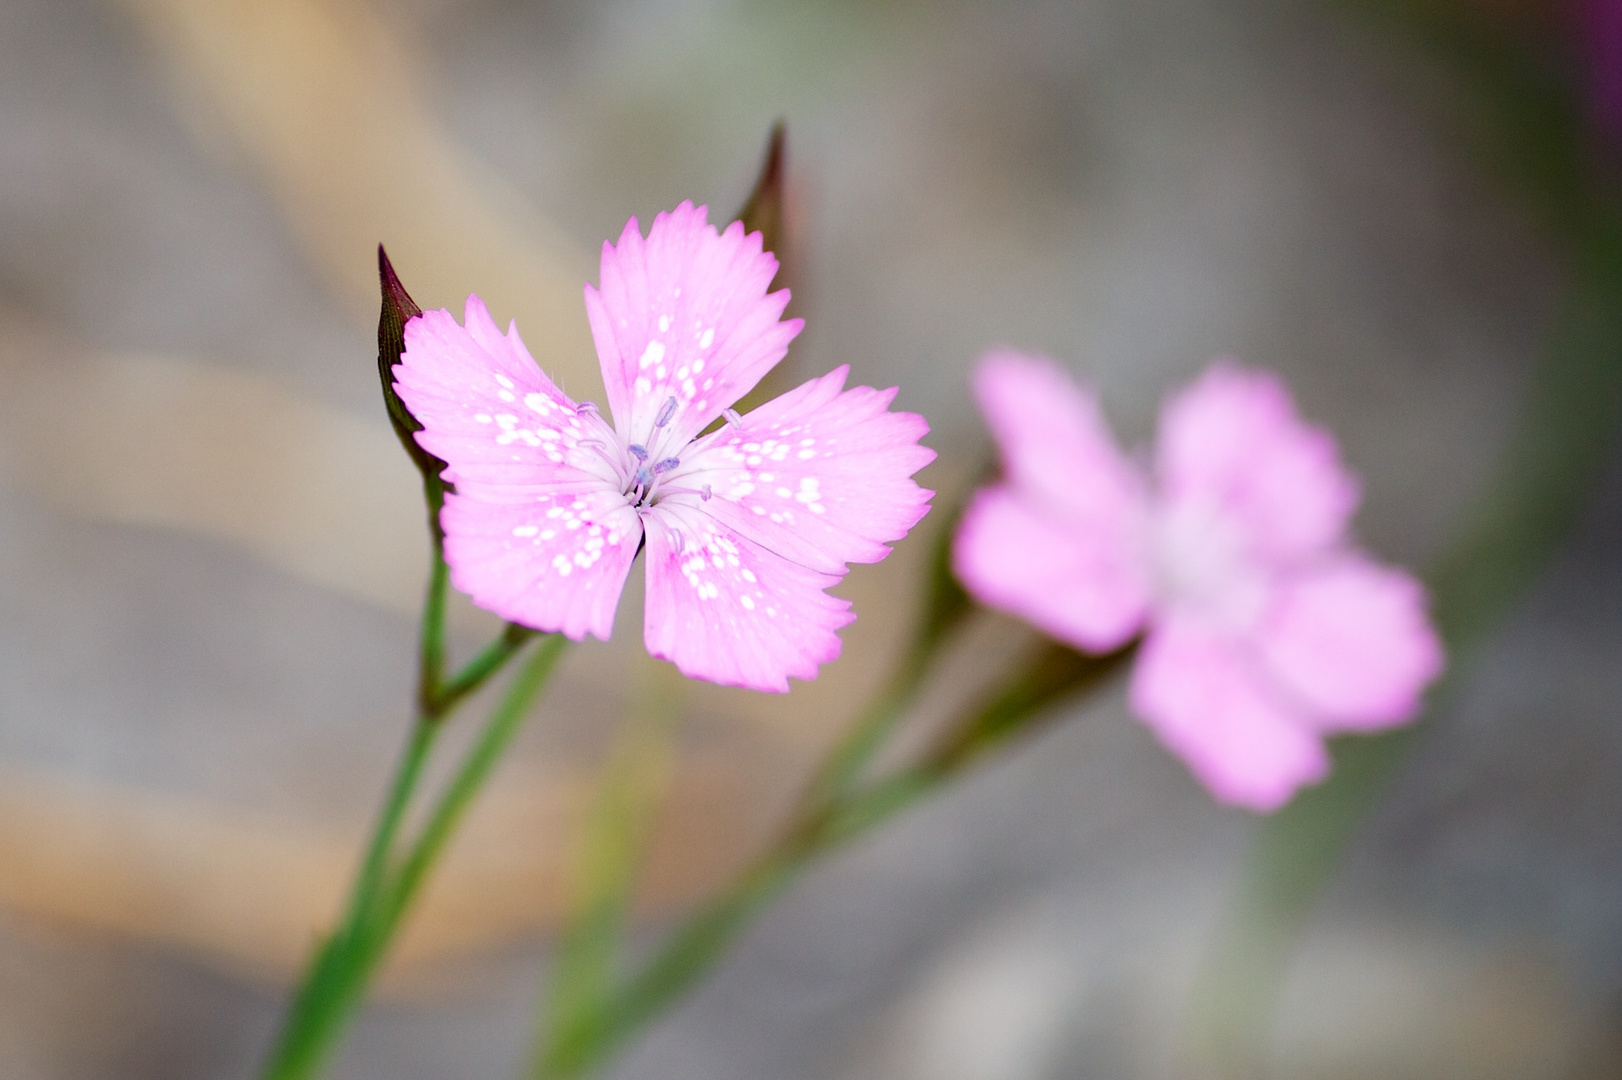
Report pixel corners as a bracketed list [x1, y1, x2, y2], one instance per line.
[1584, 0, 1622, 139]
[393, 202, 935, 692]
[953, 352, 1443, 811]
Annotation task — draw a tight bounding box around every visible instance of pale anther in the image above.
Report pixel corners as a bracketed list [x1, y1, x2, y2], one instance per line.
[655, 396, 678, 428]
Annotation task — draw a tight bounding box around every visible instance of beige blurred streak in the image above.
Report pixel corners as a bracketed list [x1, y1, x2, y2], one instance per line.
[0, 743, 782, 988]
[0, 320, 432, 617]
[114, 0, 606, 403]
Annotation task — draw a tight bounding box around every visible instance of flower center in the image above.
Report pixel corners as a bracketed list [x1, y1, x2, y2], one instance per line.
[1149, 497, 1266, 630]
[623, 442, 684, 508]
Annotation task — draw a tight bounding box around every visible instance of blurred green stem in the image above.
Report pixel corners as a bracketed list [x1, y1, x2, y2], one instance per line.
[533, 632, 1130, 1079]
[1183, 4, 1622, 1073]
[537, 661, 686, 1076]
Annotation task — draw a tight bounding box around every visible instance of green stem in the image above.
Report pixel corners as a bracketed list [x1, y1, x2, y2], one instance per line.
[539, 639, 1131, 1079]
[537, 661, 686, 1077]
[384, 634, 570, 933]
[798, 502, 975, 813]
[259, 715, 441, 1080]
[260, 635, 567, 1080]
[434, 622, 539, 717]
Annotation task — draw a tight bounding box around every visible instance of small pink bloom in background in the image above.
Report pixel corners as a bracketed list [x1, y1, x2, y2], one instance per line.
[394, 202, 935, 692]
[1584, 0, 1622, 139]
[953, 352, 1443, 811]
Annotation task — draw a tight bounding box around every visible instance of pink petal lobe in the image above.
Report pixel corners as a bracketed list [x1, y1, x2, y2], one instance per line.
[586, 202, 802, 446]
[1254, 556, 1444, 731]
[973, 350, 1142, 521]
[441, 486, 641, 641]
[394, 297, 641, 640]
[1156, 363, 1359, 560]
[641, 504, 854, 692]
[953, 484, 1149, 652]
[1130, 617, 1328, 812]
[394, 297, 620, 492]
[678, 366, 936, 574]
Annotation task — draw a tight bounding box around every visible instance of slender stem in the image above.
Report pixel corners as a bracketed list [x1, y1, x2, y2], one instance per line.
[797, 508, 974, 813]
[537, 661, 685, 1077]
[383, 634, 570, 932]
[259, 715, 441, 1080]
[539, 640, 1131, 1078]
[434, 622, 539, 717]
[416, 486, 449, 716]
[260, 635, 565, 1080]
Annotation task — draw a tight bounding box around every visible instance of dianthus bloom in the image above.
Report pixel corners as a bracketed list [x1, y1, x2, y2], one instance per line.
[953, 352, 1443, 810]
[393, 202, 934, 692]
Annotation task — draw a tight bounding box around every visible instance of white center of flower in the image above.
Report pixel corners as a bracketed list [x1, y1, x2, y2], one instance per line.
[1149, 497, 1266, 630]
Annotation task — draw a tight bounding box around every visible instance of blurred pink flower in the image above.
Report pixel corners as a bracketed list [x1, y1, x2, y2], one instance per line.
[1584, 0, 1622, 138]
[953, 353, 1443, 811]
[394, 202, 934, 692]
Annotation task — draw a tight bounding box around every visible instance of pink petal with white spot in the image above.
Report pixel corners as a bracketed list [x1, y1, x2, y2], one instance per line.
[585, 202, 802, 446]
[1255, 556, 1444, 731]
[441, 485, 642, 642]
[972, 350, 1143, 521]
[1156, 363, 1359, 561]
[677, 366, 936, 575]
[1130, 616, 1328, 812]
[394, 297, 620, 492]
[641, 504, 853, 692]
[953, 484, 1150, 652]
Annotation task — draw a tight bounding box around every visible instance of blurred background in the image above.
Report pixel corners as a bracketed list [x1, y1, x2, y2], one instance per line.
[1, 0, 1620, 1077]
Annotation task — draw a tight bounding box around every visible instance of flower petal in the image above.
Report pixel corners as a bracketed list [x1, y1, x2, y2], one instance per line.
[441, 487, 642, 642]
[586, 202, 802, 448]
[395, 296, 641, 640]
[1156, 363, 1359, 560]
[641, 504, 854, 692]
[972, 350, 1142, 521]
[1254, 555, 1443, 730]
[394, 296, 621, 491]
[673, 366, 936, 574]
[953, 484, 1149, 652]
[1130, 617, 1328, 812]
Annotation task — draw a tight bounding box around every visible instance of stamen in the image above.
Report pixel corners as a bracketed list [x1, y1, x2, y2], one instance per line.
[653, 457, 681, 474]
[722, 408, 742, 428]
[573, 437, 620, 470]
[575, 401, 599, 416]
[633, 466, 653, 488]
[628, 444, 648, 462]
[655, 396, 678, 428]
[701, 483, 712, 501]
